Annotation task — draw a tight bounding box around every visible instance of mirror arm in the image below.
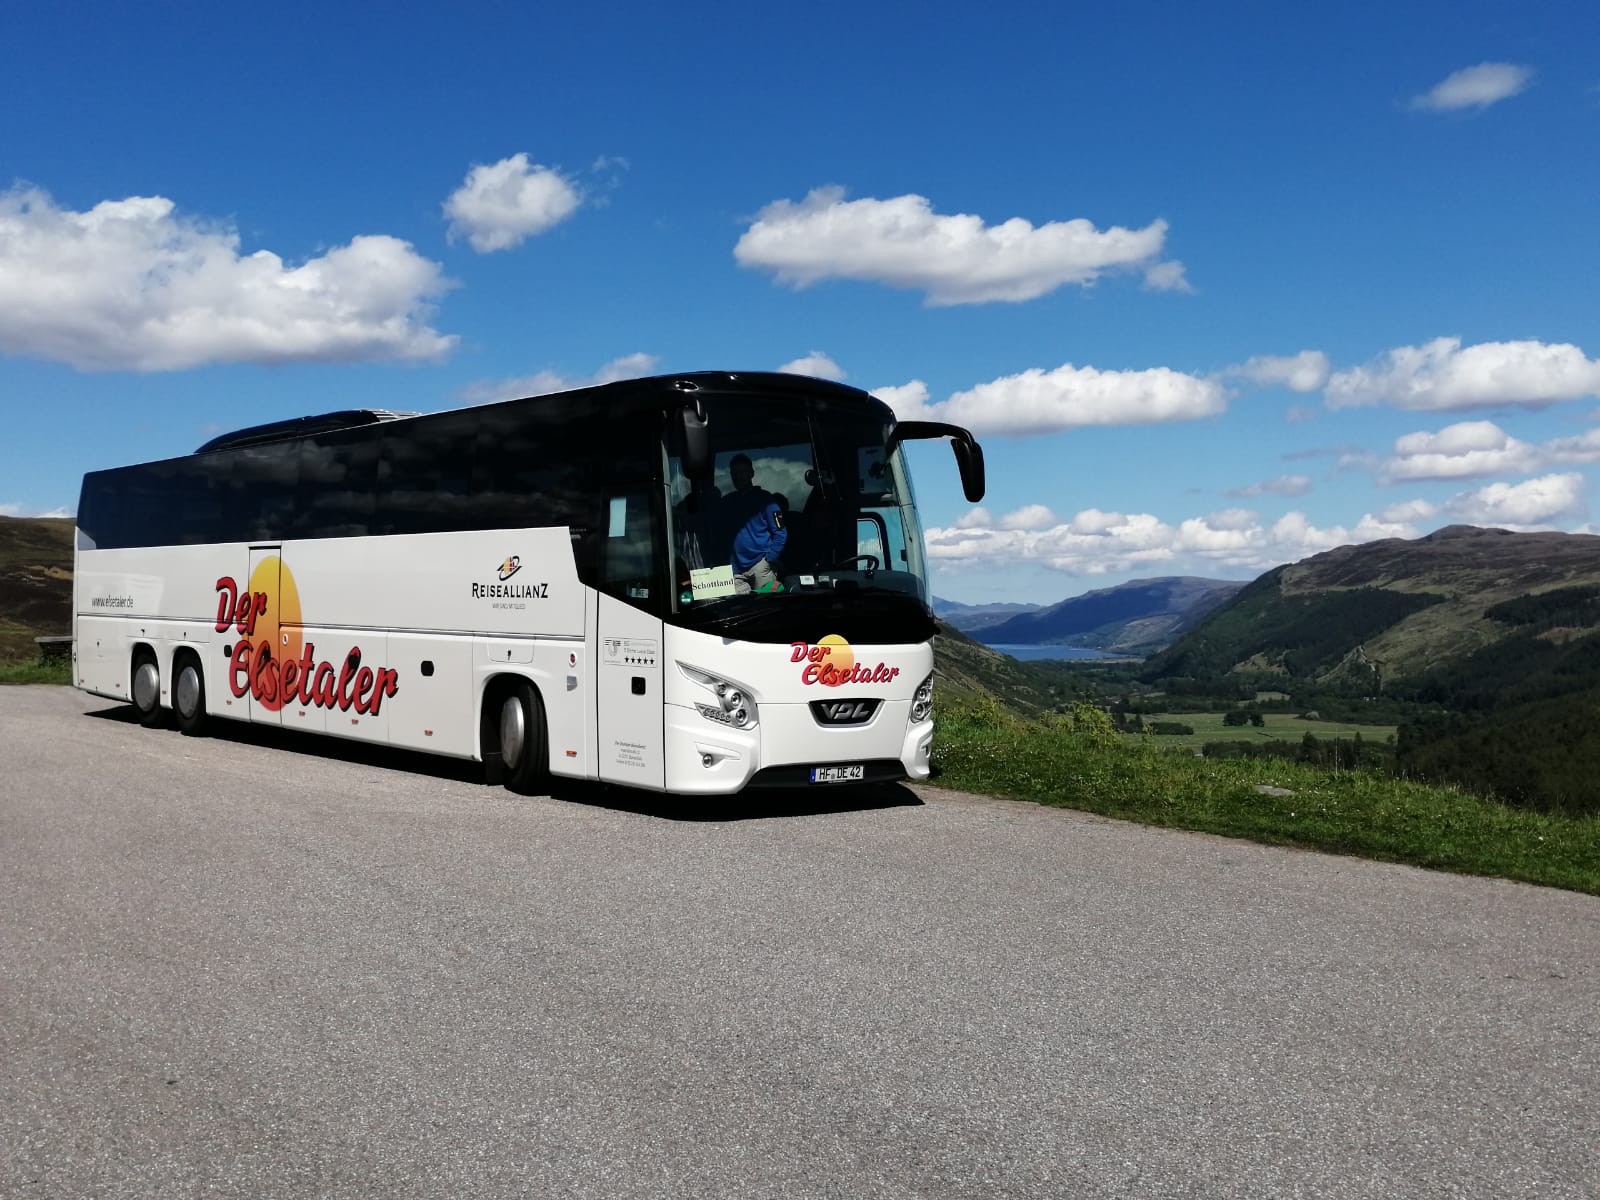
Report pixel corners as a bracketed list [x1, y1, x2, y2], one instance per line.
[887, 420, 986, 503]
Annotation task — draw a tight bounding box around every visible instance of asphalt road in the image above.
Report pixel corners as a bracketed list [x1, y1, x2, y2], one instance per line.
[2, 685, 1597, 1199]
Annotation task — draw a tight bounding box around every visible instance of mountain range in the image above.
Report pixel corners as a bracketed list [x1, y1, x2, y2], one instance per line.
[935, 576, 1246, 654]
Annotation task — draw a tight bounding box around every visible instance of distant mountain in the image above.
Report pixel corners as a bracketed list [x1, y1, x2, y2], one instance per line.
[975, 576, 1247, 654]
[1143, 525, 1600, 687]
[931, 597, 1043, 632]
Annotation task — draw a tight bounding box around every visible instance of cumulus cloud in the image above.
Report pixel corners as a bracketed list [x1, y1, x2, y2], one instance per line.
[1325, 337, 1600, 412]
[1225, 474, 1312, 498]
[0, 186, 456, 372]
[459, 352, 659, 405]
[1443, 473, 1585, 527]
[995, 504, 1060, 531]
[777, 351, 846, 381]
[443, 153, 582, 252]
[734, 186, 1180, 305]
[873, 361, 1225, 436]
[1377, 498, 1439, 524]
[1383, 420, 1541, 481]
[1540, 426, 1600, 464]
[923, 503, 1420, 578]
[1226, 350, 1330, 393]
[1410, 63, 1535, 112]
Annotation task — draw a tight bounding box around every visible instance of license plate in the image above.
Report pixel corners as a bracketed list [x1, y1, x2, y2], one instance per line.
[810, 764, 865, 784]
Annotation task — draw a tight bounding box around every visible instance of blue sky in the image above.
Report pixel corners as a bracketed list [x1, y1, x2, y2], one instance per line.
[3, 0, 1597, 603]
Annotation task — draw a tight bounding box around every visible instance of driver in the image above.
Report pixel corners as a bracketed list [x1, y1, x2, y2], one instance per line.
[721, 455, 787, 593]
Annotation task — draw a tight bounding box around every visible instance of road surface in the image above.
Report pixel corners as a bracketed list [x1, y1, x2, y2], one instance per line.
[3, 685, 1596, 1198]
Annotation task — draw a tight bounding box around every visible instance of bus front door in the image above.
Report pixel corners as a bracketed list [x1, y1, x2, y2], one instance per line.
[595, 593, 665, 789]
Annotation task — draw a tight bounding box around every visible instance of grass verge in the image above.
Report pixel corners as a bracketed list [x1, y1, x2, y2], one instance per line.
[929, 697, 1600, 896]
[0, 658, 72, 686]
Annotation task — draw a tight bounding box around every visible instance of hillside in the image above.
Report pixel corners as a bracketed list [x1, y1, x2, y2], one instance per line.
[1146, 525, 1600, 686]
[931, 620, 1062, 716]
[978, 576, 1245, 653]
[0, 517, 73, 660]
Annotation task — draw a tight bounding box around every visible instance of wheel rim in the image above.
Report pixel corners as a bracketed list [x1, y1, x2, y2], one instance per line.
[133, 662, 160, 712]
[175, 665, 200, 719]
[500, 695, 526, 769]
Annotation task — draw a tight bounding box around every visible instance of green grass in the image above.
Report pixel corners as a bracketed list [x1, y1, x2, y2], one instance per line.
[0, 657, 72, 685]
[1132, 711, 1396, 748]
[929, 698, 1600, 896]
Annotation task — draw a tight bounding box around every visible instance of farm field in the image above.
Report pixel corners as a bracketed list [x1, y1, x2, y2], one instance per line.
[1131, 711, 1397, 748]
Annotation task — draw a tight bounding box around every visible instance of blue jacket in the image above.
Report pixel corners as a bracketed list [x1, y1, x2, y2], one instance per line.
[731, 500, 787, 571]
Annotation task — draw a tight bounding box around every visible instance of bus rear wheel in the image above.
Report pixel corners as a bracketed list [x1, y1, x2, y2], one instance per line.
[173, 657, 209, 737]
[131, 651, 165, 728]
[496, 682, 547, 796]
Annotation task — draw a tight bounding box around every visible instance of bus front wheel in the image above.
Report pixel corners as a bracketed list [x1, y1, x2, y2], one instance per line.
[497, 682, 547, 796]
[173, 656, 208, 737]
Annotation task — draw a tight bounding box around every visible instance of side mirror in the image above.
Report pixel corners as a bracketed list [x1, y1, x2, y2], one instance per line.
[953, 439, 985, 503]
[678, 397, 711, 480]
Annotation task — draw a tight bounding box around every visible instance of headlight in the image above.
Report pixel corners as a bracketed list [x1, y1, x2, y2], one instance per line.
[910, 672, 934, 723]
[680, 664, 757, 729]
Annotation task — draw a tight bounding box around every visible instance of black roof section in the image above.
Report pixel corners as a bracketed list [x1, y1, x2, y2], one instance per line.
[194, 409, 417, 454]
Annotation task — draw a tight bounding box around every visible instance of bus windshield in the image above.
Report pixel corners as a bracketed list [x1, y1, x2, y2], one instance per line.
[666, 390, 931, 640]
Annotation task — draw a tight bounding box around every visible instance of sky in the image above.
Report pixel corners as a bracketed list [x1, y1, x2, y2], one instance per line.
[2, 0, 1597, 605]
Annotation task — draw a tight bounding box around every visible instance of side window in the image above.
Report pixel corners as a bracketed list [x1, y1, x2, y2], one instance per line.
[225, 444, 301, 542]
[601, 491, 664, 612]
[375, 414, 483, 535]
[478, 395, 617, 587]
[288, 432, 374, 540]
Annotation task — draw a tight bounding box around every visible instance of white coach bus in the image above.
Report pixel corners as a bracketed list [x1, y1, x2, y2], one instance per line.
[73, 372, 984, 795]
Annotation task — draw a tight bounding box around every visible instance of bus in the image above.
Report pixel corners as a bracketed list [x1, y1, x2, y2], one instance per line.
[73, 372, 985, 796]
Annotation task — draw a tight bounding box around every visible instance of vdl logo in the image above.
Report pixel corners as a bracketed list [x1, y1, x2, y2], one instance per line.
[812, 697, 880, 725]
[497, 555, 522, 582]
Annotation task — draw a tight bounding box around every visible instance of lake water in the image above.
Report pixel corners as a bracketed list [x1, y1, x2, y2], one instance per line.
[980, 643, 1134, 662]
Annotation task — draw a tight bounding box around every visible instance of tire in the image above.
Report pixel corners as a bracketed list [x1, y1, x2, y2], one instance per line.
[173, 656, 209, 737]
[131, 652, 165, 728]
[497, 681, 547, 796]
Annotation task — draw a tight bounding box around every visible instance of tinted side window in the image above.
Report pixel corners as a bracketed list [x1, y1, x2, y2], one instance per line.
[225, 443, 302, 541]
[289, 431, 375, 539]
[375, 413, 485, 534]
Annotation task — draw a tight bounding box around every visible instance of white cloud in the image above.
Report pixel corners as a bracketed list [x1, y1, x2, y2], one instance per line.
[872, 379, 934, 420]
[1226, 350, 1330, 393]
[1142, 260, 1192, 293]
[777, 351, 846, 381]
[873, 361, 1226, 437]
[1410, 63, 1535, 112]
[954, 506, 993, 530]
[1444, 472, 1585, 527]
[1541, 426, 1600, 464]
[1377, 498, 1439, 524]
[1383, 420, 1541, 481]
[923, 503, 1423, 579]
[995, 504, 1060, 531]
[459, 352, 659, 405]
[443, 153, 581, 253]
[734, 186, 1180, 305]
[1225, 474, 1312, 498]
[1325, 337, 1600, 412]
[0, 186, 455, 372]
